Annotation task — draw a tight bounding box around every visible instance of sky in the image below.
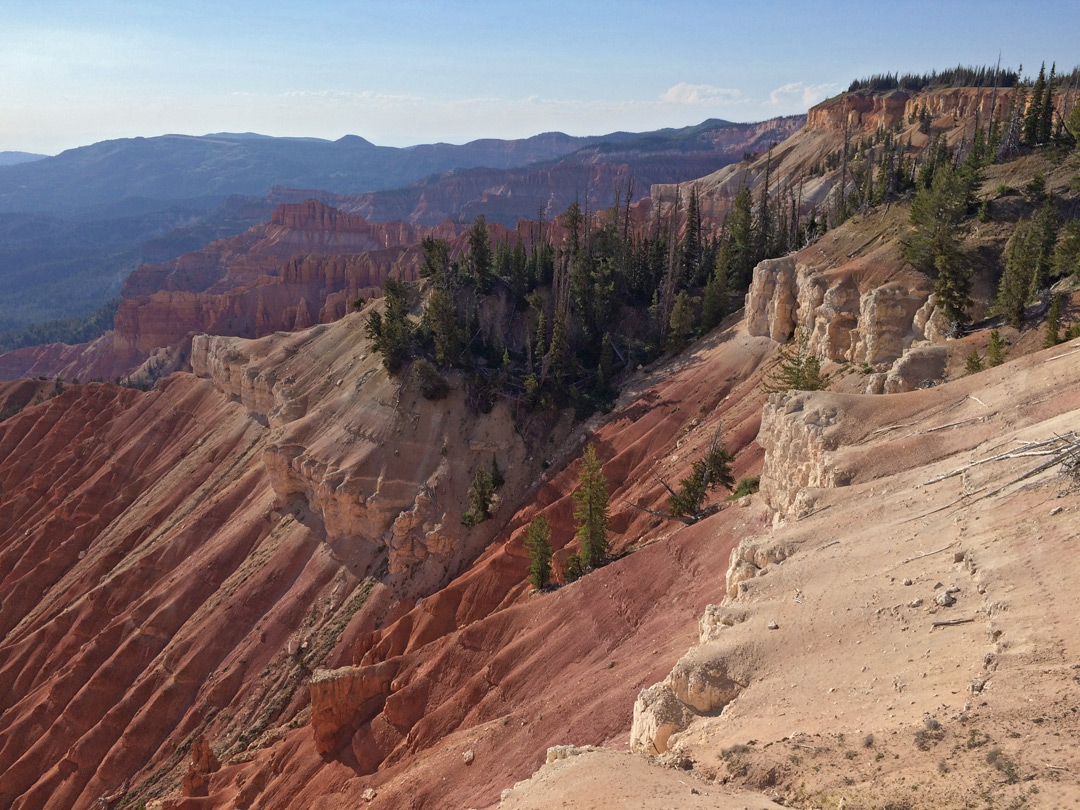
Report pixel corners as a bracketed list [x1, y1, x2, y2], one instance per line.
[3, 0, 1079, 155]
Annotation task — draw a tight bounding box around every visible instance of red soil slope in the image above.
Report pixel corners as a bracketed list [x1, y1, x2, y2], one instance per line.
[0, 306, 777, 809]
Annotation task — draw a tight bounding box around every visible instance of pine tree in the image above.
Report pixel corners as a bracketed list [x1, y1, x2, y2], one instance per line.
[573, 443, 609, 569]
[701, 252, 730, 332]
[463, 466, 495, 527]
[1045, 293, 1063, 348]
[524, 514, 553, 590]
[725, 187, 757, 288]
[667, 429, 736, 522]
[965, 348, 984, 374]
[1023, 63, 1046, 145]
[420, 237, 451, 283]
[1028, 202, 1059, 297]
[994, 221, 1034, 328]
[763, 328, 830, 392]
[596, 332, 615, 398]
[1038, 63, 1056, 145]
[366, 277, 413, 374]
[543, 311, 571, 391]
[423, 288, 464, 367]
[1053, 220, 1080, 279]
[905, 161, 972, 326]
[666, 291, 696, 353]
[465, 216, 493, 291]
[987, 330, 1008, 367]
[682, 184, 703, 283]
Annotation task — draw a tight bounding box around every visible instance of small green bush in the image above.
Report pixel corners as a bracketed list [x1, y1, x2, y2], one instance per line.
[729, 476, 761, 499]
[414, 358, 449, 400]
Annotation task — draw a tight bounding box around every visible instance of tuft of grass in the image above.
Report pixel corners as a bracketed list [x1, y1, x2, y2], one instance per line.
[914, 716, 945, 750]
[728, 476, 760, 500]
[986, 748, 1020, 783]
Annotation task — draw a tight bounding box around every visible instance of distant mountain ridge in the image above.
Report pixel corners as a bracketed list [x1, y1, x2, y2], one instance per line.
[0, 151, 47, 167]
[0, 129, 644, 214]
[272, 116, 806, 227]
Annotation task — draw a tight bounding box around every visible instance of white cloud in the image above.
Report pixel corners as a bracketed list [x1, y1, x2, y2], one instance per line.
[661, 82, 744, 105]
[768, 81, 839, 108]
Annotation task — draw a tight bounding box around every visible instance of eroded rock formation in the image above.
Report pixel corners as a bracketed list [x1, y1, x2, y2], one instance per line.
[744, 255, 936, 379]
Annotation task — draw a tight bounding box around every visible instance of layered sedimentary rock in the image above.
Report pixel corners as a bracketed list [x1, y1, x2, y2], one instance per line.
[745, 255, 934, 370]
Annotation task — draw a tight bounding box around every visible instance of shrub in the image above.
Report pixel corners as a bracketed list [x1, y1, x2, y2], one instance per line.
[730, 476, 761, 499]
[414, 358, 449, 400]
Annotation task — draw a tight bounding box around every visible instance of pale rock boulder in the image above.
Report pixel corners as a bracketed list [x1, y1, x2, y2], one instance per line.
[545, 744, 600, 764]
[724, 538, 796, 600]
[698, 604, 747, 644]
[757, 392, 845, 518]
[631, 642, 752, 754]
[851, 282, 931, 366]
[630, 683, 694, 755]
[666, 646, 747, 714]
[882, 344, 948, 393]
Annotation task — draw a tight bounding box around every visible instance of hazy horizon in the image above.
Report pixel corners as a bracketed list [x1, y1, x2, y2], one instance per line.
[4, 0, 1079, 155]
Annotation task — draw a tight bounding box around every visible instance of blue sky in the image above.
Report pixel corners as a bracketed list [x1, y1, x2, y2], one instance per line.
[3, 0, 1078, 154]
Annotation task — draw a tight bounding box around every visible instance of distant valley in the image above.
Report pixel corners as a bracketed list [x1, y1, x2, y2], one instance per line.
[0, 117, 801, 345]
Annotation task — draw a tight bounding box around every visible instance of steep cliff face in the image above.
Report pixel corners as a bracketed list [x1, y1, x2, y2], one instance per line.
[755, 391, 846, 518]
[664, 84, 1076, 234]
[122, 199, 467, 299]
[744, 254, 936, 374]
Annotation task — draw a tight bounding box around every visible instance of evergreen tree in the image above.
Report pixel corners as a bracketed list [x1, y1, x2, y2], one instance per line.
[1028, 202, 1059, 297]
[420, 237, 451, 283]
[563, 201, 583, 258]
[1045, 293, 1063, 348]
[573, 443, 609, 569]
[1037, 63, 1056, 145]
[994, 220, 1035, 328]
[987, 330, 1008, 367]
[965, 348, 984, 374]
[667, 431, 735, 522]
[701, 252, 730, 332]
[366, 277, 413, 374]
[724, 187, 757, 289]
[524, 514, 553, 590]
[905, 162, 972, 326]
[463, 466, 495, 526]
[1053, 220, 1080, 279]
[543, 311, 571, 391]
[1023, 63, 1046, 145]
[994, 204, 1058, 328]
[596, 332, 615, 399]
[763, 328, 830, 392]
[423, 288, 464, 366]
[682, 185, 703, 283]
[510, 236, 530, 300]
[1065, 101, 1080, 148]
[465, 216, 494, 291]
[666, 291, 696, 353]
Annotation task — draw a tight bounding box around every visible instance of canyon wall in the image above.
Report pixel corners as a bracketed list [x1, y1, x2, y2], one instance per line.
[743, 254, 945, 392]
